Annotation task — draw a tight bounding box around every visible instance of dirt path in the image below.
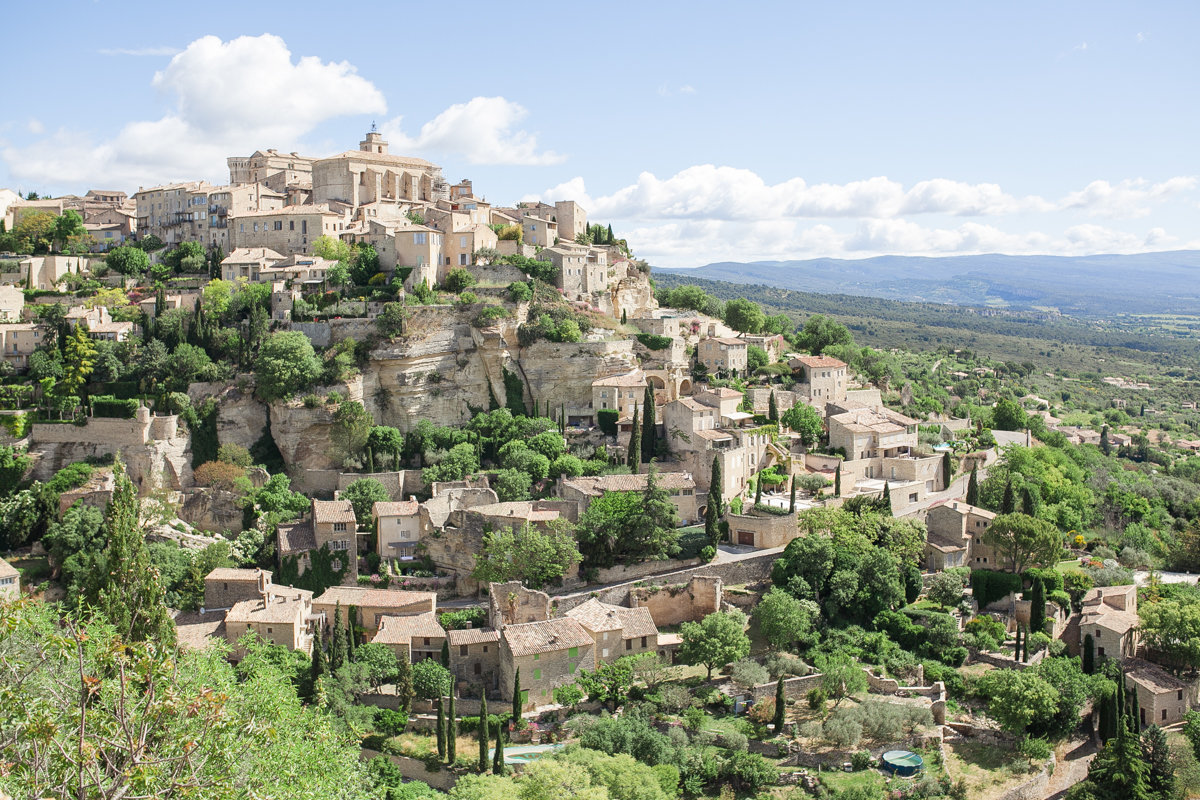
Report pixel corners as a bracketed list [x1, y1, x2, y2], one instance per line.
[1044, 738, 1096, 800]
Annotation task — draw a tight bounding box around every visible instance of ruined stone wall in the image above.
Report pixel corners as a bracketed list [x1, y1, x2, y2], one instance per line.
[629, 575, 723, 627]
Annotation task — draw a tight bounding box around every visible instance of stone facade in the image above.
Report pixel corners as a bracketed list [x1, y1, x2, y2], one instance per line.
[313, 586, 437, 635]
[203, 567, 274, 611]
[725, 510, 800, 548]
[629, 576, 723, 627]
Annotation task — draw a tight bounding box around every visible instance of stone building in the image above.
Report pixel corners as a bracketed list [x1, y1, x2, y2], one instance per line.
[1126, 658, 1197, 728]
[565, 598, 664, 663]
[0, 323, 45, 370]
[790, 354, 848, 405]
[312, 130, 447, 211]
[276, 499, 359, 583]
[0, 285, 24, 323]
[923, 499, 998, 571]
[448, 626, 502, 693]
[558, 472, 699, 525]
[698, 337, 748, 375]
[221, 572, 319, 658]
[1079, 585, 1139, 662]
[227, 149, 314, 188]
[592, 371, 647, 421]
[229, 205, 349, 256]
[499, 617, 595, 708]
[373, 611, 447, 662]
[220, 247, 285, 282]
[373, 500, 423, 561]
[312, 586, 437, 636]
[725, 510, 801, 548]
[0, 557, 19, 601]
[203, 567, 276, 611]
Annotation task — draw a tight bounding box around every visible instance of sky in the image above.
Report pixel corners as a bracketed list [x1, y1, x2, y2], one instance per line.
[3, 1, 1198, 267]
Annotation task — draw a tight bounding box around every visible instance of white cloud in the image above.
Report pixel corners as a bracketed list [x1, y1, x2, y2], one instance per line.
[26, 119, 43, 135]
[1136, 32, 1147, 44]
[526, 167, 1052, 221]
[381, 97, 563, 166]
[679, 85, 697, 95]
[1074, 41, 1089, 51]
[3, 34, 386, 188]
[97, 46, 181, 57]
[1059, 177, 1197, 218]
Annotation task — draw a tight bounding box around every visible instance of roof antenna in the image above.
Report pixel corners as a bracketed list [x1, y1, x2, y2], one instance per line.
[370, 120, 377, 133]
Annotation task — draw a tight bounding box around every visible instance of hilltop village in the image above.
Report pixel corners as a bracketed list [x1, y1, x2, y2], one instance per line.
[3, 133, 1200, 800]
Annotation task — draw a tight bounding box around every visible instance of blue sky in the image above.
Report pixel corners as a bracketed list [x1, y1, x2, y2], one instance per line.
[3, 1, 1197, 266]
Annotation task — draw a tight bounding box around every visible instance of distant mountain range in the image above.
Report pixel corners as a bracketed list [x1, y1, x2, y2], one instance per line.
[653, 251, 1200, 316]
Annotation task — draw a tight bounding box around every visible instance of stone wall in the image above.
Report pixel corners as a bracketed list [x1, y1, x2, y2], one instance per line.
[30, 415, 156, 447]
[337, 470, 405, 499]
[289, 318, 378, 348]
[725, 511, 799, 549]
[187, 380, 269, 454]
[629, 575, 723, 627]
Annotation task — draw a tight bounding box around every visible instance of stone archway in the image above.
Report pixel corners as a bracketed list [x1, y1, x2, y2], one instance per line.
[679, 378, 692, 396]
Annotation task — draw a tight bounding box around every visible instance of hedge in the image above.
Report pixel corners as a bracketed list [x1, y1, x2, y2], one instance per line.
[597, 408, 619, 437]
[970, 569, 1023, 609]
[675, 528, 711, 560]
[635, 333, 673, 351]
[90, 395, 139, 419]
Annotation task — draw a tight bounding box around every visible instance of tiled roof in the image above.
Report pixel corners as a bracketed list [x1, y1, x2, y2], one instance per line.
[503, 617, 593, 657]
[695, 428, 734, 441]
[792, 355, 847, 369]
[373, 500, 420, 518]
[221, 247, 284, 264]
[706, 337, 746, 346]
[205, 567, 271, 583]
[1081, 608, 1138, 634]
[0, 557, 18, 579]
[313, 499, 355, 525]
[674, 397, 708, 411]
[1125, 657, 1189, 694]
[373, 612, 446, 644]
[566, 598, 658, 639]
[562, 472, 695, 496]
[171, 610, 225, 651]
[277, 519, 316, 555]
[447, 627, 500, 646]
[469, 502, 561, 522]
[226, 593, 306, 625]
[593, 371, 646, 387]
[312, 586, 437, 609]
[929, 499, 996, 519]
[703, 388, 744, 399]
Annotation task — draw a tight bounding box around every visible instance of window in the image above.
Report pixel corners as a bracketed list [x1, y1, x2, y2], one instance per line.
[423, 637, 430, 646]
[414, 232, 427, 244]
[641, 636, 647, 647]
[625, 639, 632, 651]
[266, 627, 273, 634]
[568, 646, 579, 658]
[473, 662, 481, 674]
[532, 668, 542, 680]
[533, 653, 539, 661]
[333, 522, 347, 532]
[1180, 690, 1185, 700]
[461, 645, 469, 657]
[289, 221, 294, 231]
[1163, 709, 1168, 721]
[909, 493, 918, 503]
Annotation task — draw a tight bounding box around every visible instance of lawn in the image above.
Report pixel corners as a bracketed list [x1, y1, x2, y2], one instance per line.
[943, 738, 1038, 800]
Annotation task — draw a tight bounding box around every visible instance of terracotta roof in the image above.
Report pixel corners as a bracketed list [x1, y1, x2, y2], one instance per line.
[226, 589, 309, 625]
[447, 627, 500, 646]
[674, 397, 708, 412]
[566, 598, 658, 639]
[469, 502, 561, 522]
[792, 355, 847, 369]
[312, 586, 437, 609]
[221, 247, 284, 264]
[1081, 608, 1138, 634]
[277, 519, 316, 555]
[205, 567, 271, 583]
[1125, 658, 1189, 694]
[562, 472, 695, 496]
[695, 428, 734, 441]
[593, 371, 647, 387]
[373, 612, 446, 644]
[172, 610, 225, 651]
[503, 617, 594, 657]
[0, 557, 18, 579]
[926, 534, 967, 553]
[313, 499, 355, 525]
[705, 337, 746, 346]
[373, 500, 420, 518]
[702, 388, 743, 399]
[929, 499, 996, 519]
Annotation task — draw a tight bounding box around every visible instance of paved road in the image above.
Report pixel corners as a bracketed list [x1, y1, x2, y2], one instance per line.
[1135, 569, 1200, 586]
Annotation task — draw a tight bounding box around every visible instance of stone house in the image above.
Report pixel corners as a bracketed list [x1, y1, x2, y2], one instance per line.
[744, 333, 787, 363]
[698, 337, 748, 375]
[565, 598, 664, 663]
[134, 181, 210, 246]
[592, 371, 647, 420]
[227, 149, 314, 189]
[726, 510, 801, 548]
[0, 557, 19, 600]
[1126, 658, 1197, 728]
[373, 611, 447, 662]
[220, 247, 285, 281]
[554, 200, 588, 242]
[0, 323, 45, 370]
[499, 617, 596, 708]
[923, 499, 998, 571]
[222, 573, 319, 659]
[1079, 585, 1139, 662]
[373, 500, 423, 561]
[790, 355, 848, 405]
[18, 255, 83, 291]
[0, 284, 24, 322]
[276, 499, 359, 583]
[312, 586, 437, 636]
[827, 406, 927, 486]
[230, 205, 349, 256]
[448, 626, 502, 693]
[558, 471, 698, 525]
[203, 567, 276, 611]
[521, 212, 557, 247]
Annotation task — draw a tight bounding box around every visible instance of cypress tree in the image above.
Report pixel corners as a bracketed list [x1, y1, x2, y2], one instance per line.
[1099, 683, 1118, 744]
[1029, 577, 1046, 636]
[966, 465, 979, 505]
[85, 458, 175, 645]
[1087, 716, 1151, 799]
[607, 224, 614, 244]
[789, 478, 797, 513]
[436, 697, 447, 760]
[881, 481, 892, 515]
[346, 605, 357, 659]
[1083, 634, 1095, 674]
[834, 463, 842, 496]
[308, 624, 326, 700]
[395, 647, 414, 717]
[330, 602, 347, 671]
[561, 402, 566, 435]
[1022, 626, 1029, 663]
[1142, 724, 1174, 800]
[492, 720, 505, 774]
[512, 667, 522, 722]
[768, 391, 778, 423]
[1014, 626, 1022, 662]
[754, 477, 762, 506]
[941, 451, 953, 490]
[441, 639, 451, 667]
[621, 309, 627, 325]
[1100, 425, 1111, 455]
[1022, 485, 1038, 517]
[1130, 682, 1141, 732]
[705, 455, 723, 548]
[367, 446, 375, 473]
[773, 676, 786, 734]
[641, 385, 656, 462]
[628, 407, 641, 472]
[447, 693, 458, 764]
[478, 690, 489, 772]
[1001, 479, 1015, 515]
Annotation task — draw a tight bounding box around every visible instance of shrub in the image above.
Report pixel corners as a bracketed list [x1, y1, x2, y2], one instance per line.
[851, 750, 872, 771]
[807, 688, 827, 710]
[439, 607, 486, 630]
[970, 569, 1023, 609]
[508, 281, 532, 302]
[374, 708, 409, 737]
[442, 268, 477, 294]
[765, 652, 809, 679]
[472, 304, 510, 328]
[682, 706, 706, 731]
[597, 408, 619, 437]
[217, 443, 253, 468]
[90, 395, 139, 419]
[823, 716, 862, 747]
[635, 333, 673, 351]
[193, 460, 246, 491]
[657, 683, 695, 713]
[729, 658, 769, 690]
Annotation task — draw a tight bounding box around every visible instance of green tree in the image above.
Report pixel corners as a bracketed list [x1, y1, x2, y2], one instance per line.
[396, 646, 414, 715]
[51, 209, 86, 252]
[753, 587, 816, 650]
[641, 385, 656, 462]
[443, 267, 478, 294]
[880, 480, 892, 515]
[353, 642, 400, 687]
[1079, 718, 1152, 800]
[436, 698, 447, 760]
[927, 570, 965, 610]
[797, 314, 853, 355]
[1138, 595, 1200, 672]
[447, 693, 458, 764]
[1083, 633, 1095, 674]
[747, 345, 769, 372]
[575, 657, 636, 712]
[834, 463, 842, 496]
[492, 719, 506, 775]
[330, 603, 347, 671]
[813, 652, 868, 704]
[781, 403, 823, 447]
[966, 465, 979, 505]
[678, 610, 750, 679]
[341, 478, 389, 529]
[84, 458, 175, 645]
[255, 331, 322, 401]
[992, 397, 1028, 431]
[61, 324, 97, 398]
[413, 659, 453, 700]
[575, 466, 679, 568]
[705, 455, 724, 548]
[982, 513, 1062, 573]
[768, 391, 778, 422]
[1029, 576, 1046, 635]
[512, 667, 522, 721]
[1141, 724, 1173, 800]
[478, 690, 489, 772]
[773, 676, 786, 733]
[976, 668, 1058, 737]
[627, 406, 641, 472]
[471, 520, 581, 589]
[309, 624, 327, 698]
[723, 298, 765, 334]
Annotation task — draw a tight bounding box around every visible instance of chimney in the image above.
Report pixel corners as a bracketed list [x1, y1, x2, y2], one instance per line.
[465, 621, 473, 629]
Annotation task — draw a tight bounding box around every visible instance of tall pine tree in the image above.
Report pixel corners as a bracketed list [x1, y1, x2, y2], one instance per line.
[768, 391, 778, 423]
[1001, 479, 1016, 515]
[1141, 725, 1174, 800]
[834, 463, 842, 496]
[308, 623, 326, 700]
[478, 690, 489, 772]
[436, 698, 446, 760]
[966, 465, 979, 505]
[789, 478, 797, 513]
[773, 676, 786, 733]
[395, 647, 414, 717]
[1083, 634, 1096, 674]
[705, 455, 723, 548]
[641, 385, 656, 462]
[447, 693, 458, 763]
[492, 719, 505, 775]
[512, 668, 522, 721]
[1029, 577, 1046, 636]
[85, 458, 175, 645]
[628, 407, 641, 472]
[1022, 485, 1039, 517]
[881, 481, 892, 515]
[346, 605, 357, 659]
[941, 451, 954, 490]
[330, 602, 347, 671]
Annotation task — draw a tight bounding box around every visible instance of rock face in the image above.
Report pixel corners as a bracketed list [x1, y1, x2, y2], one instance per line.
[28, 435, 192, 492]
[187, 380, 270, 453]
[179, 488, 245, 534]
